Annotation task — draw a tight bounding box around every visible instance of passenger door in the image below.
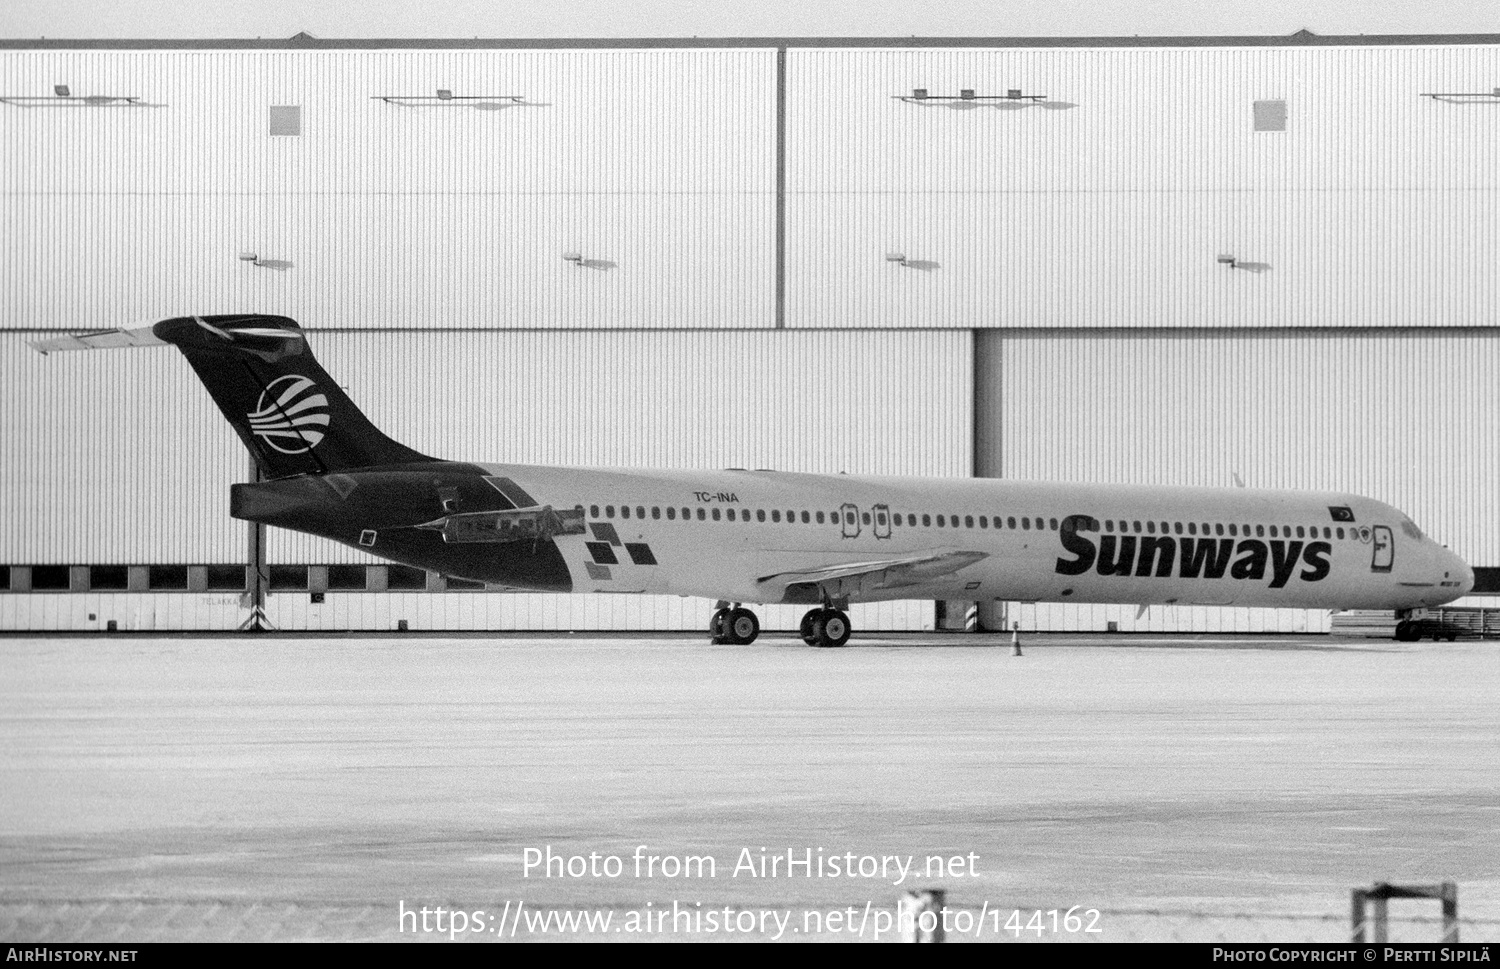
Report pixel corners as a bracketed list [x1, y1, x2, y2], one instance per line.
[1371, 525, 1394, 573]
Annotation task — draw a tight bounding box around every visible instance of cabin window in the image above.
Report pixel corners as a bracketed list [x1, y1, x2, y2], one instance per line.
[922, 514, 931, 527]
[1336, 527, 1345, 540]
[636, 506, 645, 519]
[770, 510, 780, 522]
[757, 510, 766, 522]
[1228, 524, 1237, 536]
[683, 507, 692, 520]
[711, 508, 721, 521]
[1104, 520, 1113, 532]
[1005, 517, 1015, 529]
[1295, 525, 1304, 538]
[667, 507, 676, 520]
[936, 515, 946, 528]
[815, 511, 825, 524]
[801, 511, 810, 523]
[1146, 521, 1156, 534]
[621, 506, 631, 519]
[1255, 524, 1263, 536]
[726, 508, 736, 521]
[1187, 522, 1196, 535]
[877, 511, 887, 526]
[590, 505, 600, 518]
[605, 505, 616, 518]
[1051, 519, 1060, 530]
[1212, 523, 1222, 535]
[1323, 527, 1332, 538]
[1269, 525, 1278, 537]
[859, 512, 869, 525]
[651, 507, 661, 520]
[979, 516, 988, 529]
[964, 515, 974, 528]
[1129, 520, 1139, 532]
[696, 508, 706, 521]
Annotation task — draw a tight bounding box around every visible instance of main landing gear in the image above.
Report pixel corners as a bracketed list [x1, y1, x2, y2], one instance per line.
[706, 602, 852, 648]
[799, 607, 852, 648]
[710, 604, 760, 645]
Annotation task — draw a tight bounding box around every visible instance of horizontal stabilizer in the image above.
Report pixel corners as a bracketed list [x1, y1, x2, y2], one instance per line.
[29, 326, 166, 354]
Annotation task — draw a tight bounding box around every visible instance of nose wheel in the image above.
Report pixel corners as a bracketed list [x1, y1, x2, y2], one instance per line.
[799, 607, 852, 648]
[710, 606, 760, 645]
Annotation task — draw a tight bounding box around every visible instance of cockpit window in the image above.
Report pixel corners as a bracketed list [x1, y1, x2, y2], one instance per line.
[1400, 518, 1424, 540]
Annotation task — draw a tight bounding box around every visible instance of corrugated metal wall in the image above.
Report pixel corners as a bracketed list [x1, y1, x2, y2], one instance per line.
[974, 328, 1499, 631]
[785, 45, 1500, 329]
[0, 333, 244, 563]
[2, 49, 775, 329]
[3, 42, 1498, 632]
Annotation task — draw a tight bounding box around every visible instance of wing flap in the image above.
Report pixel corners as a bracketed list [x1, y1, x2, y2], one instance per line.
[758, 549, 988, 600]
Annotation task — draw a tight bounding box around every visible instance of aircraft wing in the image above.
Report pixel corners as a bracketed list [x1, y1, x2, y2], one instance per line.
[757, 549, 988, 601]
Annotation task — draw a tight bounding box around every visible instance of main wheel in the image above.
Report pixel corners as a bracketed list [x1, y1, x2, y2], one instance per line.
[728, 608, 760, 645]
[709, 607, 731, 644]
[813, 609, 852, 648]
[799, 609, 820, 645]
[1394, 620, 1420, 642]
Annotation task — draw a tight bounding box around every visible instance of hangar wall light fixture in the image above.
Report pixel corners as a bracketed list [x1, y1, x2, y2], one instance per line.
[1420, 88, 1500, 103]
[895, 87, 1051, 104]
[562, 252, 618, 271]
[885, 252, 940, 271]
[373, 89, 527, 105]
[0, 84, 143, 106]
[1217, 254, 1271, 273]
[239, 252, 292, 271]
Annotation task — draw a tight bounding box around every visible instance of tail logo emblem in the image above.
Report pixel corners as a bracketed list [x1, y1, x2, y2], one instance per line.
[247, 374, 330, 454]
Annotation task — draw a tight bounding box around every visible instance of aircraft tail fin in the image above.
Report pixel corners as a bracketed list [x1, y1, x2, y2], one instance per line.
[32, 315, 433, 478]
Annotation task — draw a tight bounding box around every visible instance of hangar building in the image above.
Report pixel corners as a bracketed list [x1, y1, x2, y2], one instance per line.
[2, 33, 1497, 632]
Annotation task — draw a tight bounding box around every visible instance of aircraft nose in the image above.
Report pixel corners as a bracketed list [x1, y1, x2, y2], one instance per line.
[1439, 547, 1474, 598]
[1456, 556, 1475, 597]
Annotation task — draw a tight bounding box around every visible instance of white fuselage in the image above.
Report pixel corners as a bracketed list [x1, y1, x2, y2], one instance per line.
[474, 465, 1473, 611]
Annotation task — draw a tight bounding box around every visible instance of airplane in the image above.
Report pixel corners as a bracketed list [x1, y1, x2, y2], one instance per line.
[32, 314, 1475, 646]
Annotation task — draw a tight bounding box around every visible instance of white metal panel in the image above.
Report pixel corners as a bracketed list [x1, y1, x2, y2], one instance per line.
[0, 334, 244, 563]
[266, 328, 972, 563]
[975, 329, 1500, 567]
[787, 45, 1500, 193]
[264, 594, 931, 633]
[1010, 603, 1330, 634]
[3, 192, 772, 330]
[1, 49, 774, 195]
[785, 187, 1499, 329]
[0, 594, 246, 631]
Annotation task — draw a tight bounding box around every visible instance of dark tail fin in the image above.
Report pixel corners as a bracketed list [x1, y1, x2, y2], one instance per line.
[152, 315, 433, 478]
